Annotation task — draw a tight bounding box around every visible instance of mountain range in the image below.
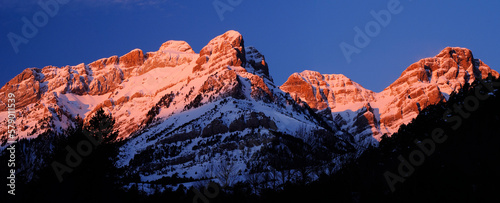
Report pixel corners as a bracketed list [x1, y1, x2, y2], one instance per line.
[0, 30, 498, 186]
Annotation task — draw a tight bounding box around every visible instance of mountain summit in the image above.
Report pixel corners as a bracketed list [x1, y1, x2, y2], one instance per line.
[0, 31, 353, 182]
[0, 30, 277, 141]
[280, 47, 499, 145]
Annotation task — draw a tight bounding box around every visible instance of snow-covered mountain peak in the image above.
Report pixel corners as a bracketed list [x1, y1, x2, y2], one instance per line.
[159, 40, 195, 53]
[195, 30, 246, 74]
[280, 70, 376, 111]
[385, 47, 498, 96]
[243, 46, 271, 80]
[207, 30, 243, 48]
[281, 47, 499, 145]
[297, 70, 361, 88]
[0, 30, 304, 144]
[375, 47, 499, 135]
[435, 47, 473, 59]
[199, 30, 244, 57]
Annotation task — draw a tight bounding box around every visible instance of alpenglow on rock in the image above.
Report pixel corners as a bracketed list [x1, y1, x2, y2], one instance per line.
[280, 47, 499, 146]
[0, 31, 498, 184]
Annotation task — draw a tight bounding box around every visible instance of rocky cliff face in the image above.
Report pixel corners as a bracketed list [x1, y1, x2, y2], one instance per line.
[0, 31, 352, 184]
[281, 71, 376, 111]
[281, 47, 499, 146]
[378, 47, 498, 132]
[0, 30, 276, 142]
[1, 31, 498, 184]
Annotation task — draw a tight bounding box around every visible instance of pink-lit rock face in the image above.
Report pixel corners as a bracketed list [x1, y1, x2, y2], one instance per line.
[281, 47, 499, 143]
[379, 47, 498, 132]
[195, 30, 246, 73]
[0, 30, 280, 141]
[119, 49, 145, 68]
[0, 69, 42, 111]
[0, 28, 498, 150]
[280, 70, 376, 110]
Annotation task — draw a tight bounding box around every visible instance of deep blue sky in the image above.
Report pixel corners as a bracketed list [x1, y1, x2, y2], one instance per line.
[1, 0, 499, 92]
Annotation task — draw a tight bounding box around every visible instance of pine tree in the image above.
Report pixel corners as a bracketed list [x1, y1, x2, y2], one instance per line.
[78, 108, 120, 201]
[84, 108, 118, 144]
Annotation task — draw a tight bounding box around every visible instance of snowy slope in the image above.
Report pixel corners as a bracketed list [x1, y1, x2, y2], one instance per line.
[1, 30, 497, 188]
[0, 31, 355, 184]
[113, 31, 353, 182]
[280, 47, 499, 147]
